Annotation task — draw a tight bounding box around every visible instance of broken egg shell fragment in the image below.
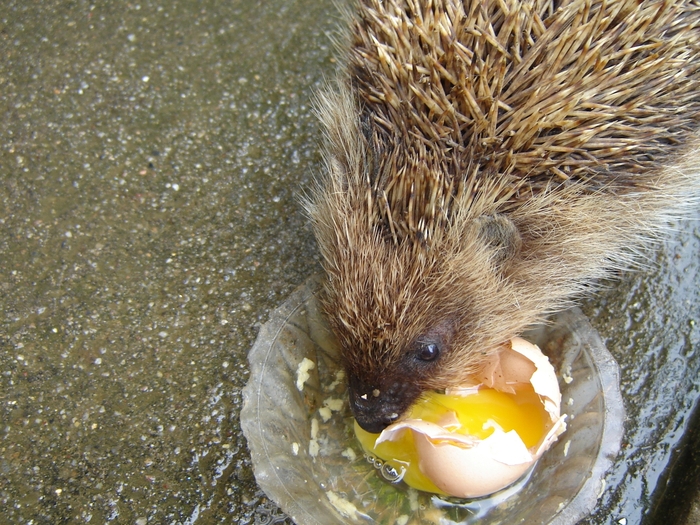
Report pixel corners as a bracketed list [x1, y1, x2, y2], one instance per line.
[510, 337, 563, 418]
[374, 337, 567, 499]
[384, 420, 532, 498]
[448, 337, 563, 421]
[377, 415, 566, 498]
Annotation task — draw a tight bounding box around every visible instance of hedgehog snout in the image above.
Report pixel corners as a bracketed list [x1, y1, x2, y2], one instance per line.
[348, 375, 420, 434]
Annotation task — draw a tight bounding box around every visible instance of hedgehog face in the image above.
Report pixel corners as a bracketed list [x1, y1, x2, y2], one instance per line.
[344, 322, 455, 433]
[315, 215, 519, 432]
[311, 169, 536, 432]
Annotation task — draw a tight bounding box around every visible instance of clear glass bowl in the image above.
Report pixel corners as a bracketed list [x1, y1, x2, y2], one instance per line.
[241, 275, 624, 525]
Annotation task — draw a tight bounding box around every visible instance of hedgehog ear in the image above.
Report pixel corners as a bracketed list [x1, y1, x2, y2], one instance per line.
[474, 214, 522, 268]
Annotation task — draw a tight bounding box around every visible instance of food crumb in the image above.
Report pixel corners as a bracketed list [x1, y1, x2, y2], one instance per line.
[562, 365, 573, 384]
[326, 369, 346, 390]
[324, 397, 344, 411]
[341, 447, 357, 461]
[296, 357, 316, 391]
[319, 407, 332, 422]
[327, 490, 359, 520]
[319, 397, 345, 422]
[309, 418, 320, 457]
[309, 439, 320, 457]
[292, 442, 300, 456]
[407, 488, 419, 511]
[563, 440, 571, 457]
[396, 515, 409, 525]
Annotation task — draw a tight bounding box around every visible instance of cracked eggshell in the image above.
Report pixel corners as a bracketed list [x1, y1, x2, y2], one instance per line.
[454, 337, 563, 421]
[510, 337, 563, 418]
[377, 337, 567, 499]
[378, 419, 536, 498]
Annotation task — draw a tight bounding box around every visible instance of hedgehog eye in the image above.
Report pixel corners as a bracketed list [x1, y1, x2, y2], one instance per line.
[416, 342, 440, 362]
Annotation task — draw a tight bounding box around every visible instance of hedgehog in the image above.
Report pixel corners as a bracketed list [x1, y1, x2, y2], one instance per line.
[306, 0, 700, 434]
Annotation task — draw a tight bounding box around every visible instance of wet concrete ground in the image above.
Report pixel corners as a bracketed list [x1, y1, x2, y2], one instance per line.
[1, 1, 698, 524]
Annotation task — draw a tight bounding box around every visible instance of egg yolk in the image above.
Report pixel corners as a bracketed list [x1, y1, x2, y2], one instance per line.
[354, 385, 549, 495]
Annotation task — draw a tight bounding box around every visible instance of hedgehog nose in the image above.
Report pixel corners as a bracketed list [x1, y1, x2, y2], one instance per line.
[348, 385, 399, 433]
[356, 416, 392, 434]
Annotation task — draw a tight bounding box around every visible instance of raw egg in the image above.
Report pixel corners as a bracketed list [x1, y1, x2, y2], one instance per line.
[354, 337, 567, 498]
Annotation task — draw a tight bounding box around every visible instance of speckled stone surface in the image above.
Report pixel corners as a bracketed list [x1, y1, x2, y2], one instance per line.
[1, 1, 698, 524]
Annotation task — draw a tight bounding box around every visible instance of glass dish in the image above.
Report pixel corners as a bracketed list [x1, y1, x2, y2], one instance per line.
[241, 275, 624, 525]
